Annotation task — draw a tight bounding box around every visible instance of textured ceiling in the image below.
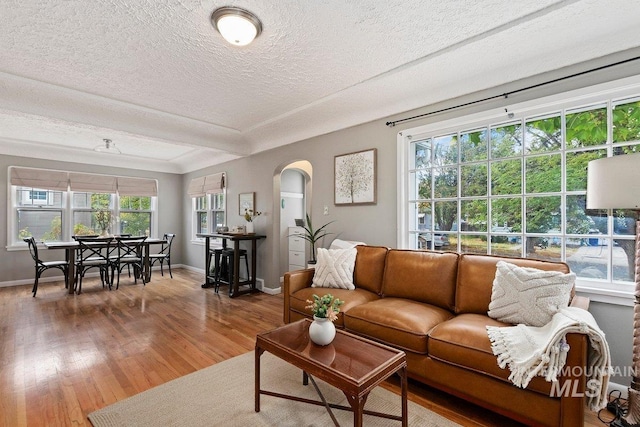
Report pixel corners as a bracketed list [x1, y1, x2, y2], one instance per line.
[0, 0, 639, 173]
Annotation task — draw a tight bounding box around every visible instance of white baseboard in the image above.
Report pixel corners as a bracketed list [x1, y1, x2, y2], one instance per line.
[171, 265, 281, 294]
[0, 264, 181, 288]
[179, 264, 203, 274]
[259, 281, 281, 295]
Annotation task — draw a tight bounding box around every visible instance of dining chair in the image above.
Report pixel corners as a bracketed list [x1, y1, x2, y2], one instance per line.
[149, 233, 175, 279]
[114, 234, 132, 276]
[110, 236, 148, 289]
[74, 236, 113, 294]
[72, 234, 99, 240]
[23, 237, 69, 297]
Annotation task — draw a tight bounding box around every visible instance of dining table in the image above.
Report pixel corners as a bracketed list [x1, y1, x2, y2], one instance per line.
[44, 236, 167, 294]
[197, 232, 266, 298]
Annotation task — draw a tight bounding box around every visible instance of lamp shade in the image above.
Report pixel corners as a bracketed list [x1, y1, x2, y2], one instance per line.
[587, 154, 640, 209]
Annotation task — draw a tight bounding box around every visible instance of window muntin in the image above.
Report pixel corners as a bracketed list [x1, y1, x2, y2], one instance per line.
[404, 92, 640, 286]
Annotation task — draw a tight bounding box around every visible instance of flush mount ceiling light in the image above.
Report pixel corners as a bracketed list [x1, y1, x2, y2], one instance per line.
[94, 138, 121, 154]
[211, 6, 262, 46]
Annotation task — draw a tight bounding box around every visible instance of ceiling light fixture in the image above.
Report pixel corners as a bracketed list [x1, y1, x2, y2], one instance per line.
[94, 138, 121, 155]
[211, 6, 262, 47]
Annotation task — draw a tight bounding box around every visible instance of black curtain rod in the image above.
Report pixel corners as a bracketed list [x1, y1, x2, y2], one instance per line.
[385, 54, 640, 127]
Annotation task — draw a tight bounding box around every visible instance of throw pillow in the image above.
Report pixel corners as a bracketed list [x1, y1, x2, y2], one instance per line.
[488, 261, 575, 327]
[311, 248, 357, 290]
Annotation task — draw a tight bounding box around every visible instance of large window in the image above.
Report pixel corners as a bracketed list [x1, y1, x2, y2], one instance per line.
[399, 77, 640, 297]
[8, 167, 157, 246]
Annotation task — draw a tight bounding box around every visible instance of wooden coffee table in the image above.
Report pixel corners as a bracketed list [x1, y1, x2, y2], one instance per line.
[255, 319, 407, 426]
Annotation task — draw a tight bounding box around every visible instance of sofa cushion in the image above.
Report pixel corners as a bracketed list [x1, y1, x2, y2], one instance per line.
[455, 254, 571, 315]
[312, 247, 357, 289]
[428, 313, 554, 395]
[353, 245, 388, 295]
[344, 298, 454, 354]
[381, 250, 458, 311]
[488, 261, 575, 326]
[288, 287, 379, 328]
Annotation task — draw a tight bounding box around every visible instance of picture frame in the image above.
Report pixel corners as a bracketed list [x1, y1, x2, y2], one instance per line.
[239, 192, 255, 216]
[334, 148, 377, 205]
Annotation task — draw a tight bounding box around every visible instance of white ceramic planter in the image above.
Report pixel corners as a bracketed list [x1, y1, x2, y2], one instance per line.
[308, 315, 336, 346]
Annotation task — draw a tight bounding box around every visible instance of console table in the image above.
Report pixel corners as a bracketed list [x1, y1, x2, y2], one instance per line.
[197, 233, 265, 297]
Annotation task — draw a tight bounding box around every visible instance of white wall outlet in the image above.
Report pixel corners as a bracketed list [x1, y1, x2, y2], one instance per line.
[323, 206, 329, 215]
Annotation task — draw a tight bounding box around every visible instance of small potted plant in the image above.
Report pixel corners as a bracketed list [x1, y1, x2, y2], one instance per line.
[244, 209, 262, 233]
[298, 213, 334, 266]
[306, 293, 344, 345]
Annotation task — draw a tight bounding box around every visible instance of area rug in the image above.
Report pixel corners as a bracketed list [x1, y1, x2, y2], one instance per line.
[88, 351, 460, 427]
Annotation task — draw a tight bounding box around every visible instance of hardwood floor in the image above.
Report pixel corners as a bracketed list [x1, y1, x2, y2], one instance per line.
[0, 269, 607, 426]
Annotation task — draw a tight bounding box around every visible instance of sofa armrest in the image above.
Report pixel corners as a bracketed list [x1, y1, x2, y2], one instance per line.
[569, 295, 590, 310]
[284, 269, 314, 295]
[283, 269, 315, 323]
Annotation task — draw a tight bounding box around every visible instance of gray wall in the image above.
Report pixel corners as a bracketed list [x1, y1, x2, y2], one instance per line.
[0, 154, 183, 283]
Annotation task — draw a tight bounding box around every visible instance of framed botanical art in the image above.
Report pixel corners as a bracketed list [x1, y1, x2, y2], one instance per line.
[239, 192, 255, 215]
[334, 148, 377, 205]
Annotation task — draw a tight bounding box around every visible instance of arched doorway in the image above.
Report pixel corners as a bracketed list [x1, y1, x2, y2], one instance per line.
[272, 160, 312, 281]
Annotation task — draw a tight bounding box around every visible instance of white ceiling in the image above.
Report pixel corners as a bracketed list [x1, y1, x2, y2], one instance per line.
[1, 0, 639, 174]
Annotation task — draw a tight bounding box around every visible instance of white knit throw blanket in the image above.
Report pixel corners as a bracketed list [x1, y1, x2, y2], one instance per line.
[486, 306, 611, 411]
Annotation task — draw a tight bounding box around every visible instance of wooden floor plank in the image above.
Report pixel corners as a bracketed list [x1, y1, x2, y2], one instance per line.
[0, 269, 606, 426]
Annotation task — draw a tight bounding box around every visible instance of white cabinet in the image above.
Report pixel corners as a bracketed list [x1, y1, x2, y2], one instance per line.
[288, 226, 306, 271]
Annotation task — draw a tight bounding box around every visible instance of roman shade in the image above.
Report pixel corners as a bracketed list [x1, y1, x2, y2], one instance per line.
[117, 177, 158, 197]
[69, 172, 117, 193]
[203, 172, 225, 195]
[187, 176, 206, 197]
[188, 172, 225, 197]
[10, 167, 69, 191]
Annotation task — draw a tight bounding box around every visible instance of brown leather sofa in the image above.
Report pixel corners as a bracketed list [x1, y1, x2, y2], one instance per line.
[283, 245, 590, 427]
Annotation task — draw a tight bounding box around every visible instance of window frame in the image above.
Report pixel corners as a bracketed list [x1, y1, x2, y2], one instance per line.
[191, 190, 226, 245]
[397, 75, 640, 306]
[7, 168, 158, 248]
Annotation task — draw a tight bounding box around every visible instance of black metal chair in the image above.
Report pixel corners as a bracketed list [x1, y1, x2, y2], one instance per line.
[72, 234, 99, 240]
[149, 233, 175, 279]
[110, 236, 148, 289]
[74, 236, 113, 294]
[23, 237, 69, 297]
